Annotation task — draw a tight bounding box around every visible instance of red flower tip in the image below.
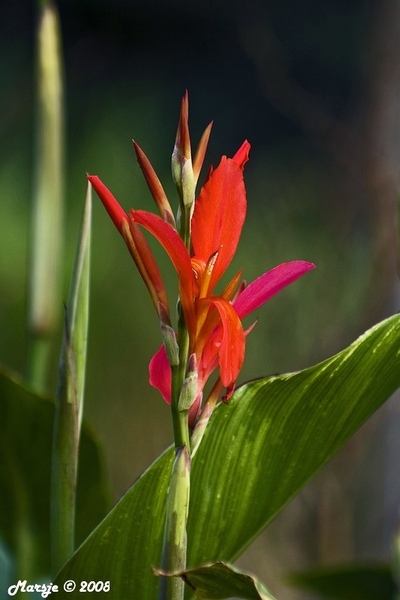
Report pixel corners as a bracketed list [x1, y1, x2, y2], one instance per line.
[232, 140, 251, 170]
[175, 91, 191, 161]
[133, 141, 175, 227]
[87, 174, 128, 231]
[193, 121, 213, 185]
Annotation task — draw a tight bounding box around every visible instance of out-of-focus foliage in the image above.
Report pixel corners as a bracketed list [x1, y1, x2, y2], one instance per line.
[289, 563, 396, 600]
[0, 366, 111, 592]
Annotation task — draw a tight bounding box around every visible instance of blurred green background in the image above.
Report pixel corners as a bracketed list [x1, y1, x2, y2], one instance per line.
[1, 0, 400, 598]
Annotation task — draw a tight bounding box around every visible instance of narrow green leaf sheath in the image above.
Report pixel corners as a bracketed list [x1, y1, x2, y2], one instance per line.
[51, 186, 91, 576]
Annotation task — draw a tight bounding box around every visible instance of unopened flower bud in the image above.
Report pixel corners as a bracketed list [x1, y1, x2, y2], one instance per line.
[181, 157, 195, 210]
[171, 144, 183, 191]
[161, 324, 179, 367]
[178, 354, 198, 412]
[158, 302, 179, 366]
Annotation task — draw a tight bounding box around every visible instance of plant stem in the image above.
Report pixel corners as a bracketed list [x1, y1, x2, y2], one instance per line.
[158, 446, 191, 600]
[159, 300, 191, 599]
[170, 313, 190, 449]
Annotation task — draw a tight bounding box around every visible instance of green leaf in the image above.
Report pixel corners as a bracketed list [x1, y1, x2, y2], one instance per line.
[55, 314, 400, 598]
[158, 561, 276, 599]
[288, 563, 397, 600]
[51, 183, 92, 574]
[0, 366, 110, 579]
[27, 1, 65, 393]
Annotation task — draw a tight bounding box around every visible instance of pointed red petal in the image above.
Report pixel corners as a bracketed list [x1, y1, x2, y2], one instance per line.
[209, 298, 245, 388]
[133, 141, 175, 226]
[87, 175, 127, 231]
[124, 220, 169, 311]
[88, 175, 169, 311]
[131, 210, 196, 335]
[233, 261, 316, 319]
[193, 121, 213, 185]
[232, 140, 251, 170]
[191, 157, 247, 294]
[149, 344, 171, 404]
[175, 91, 191, 161]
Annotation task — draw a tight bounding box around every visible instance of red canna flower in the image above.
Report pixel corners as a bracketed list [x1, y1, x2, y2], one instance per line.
[138, 141, 315, 404]
[88, 96, 315, 417]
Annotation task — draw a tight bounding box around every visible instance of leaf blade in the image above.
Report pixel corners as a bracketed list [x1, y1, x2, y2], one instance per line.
[188, 314, 400, 564]
[54, 314, 400, 598]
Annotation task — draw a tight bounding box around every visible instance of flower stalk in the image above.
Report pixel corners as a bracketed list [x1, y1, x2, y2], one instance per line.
[158, 446, 191, 600]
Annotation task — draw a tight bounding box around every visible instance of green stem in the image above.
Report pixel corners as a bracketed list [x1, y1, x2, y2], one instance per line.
[170, 315, 190, 449]
[158, 446, 191, 600]
[160, 145, 194, 598]
[159, 301, 191, 599]
[181, 205, 192, 251]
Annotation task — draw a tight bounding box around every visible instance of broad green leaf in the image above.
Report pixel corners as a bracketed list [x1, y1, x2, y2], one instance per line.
[55, 449, 173, 598]
[158, 561, 276, 599]
[0, 367, 110, 579]
[288, 563, 396, 600]
[55, 314, 400, 598]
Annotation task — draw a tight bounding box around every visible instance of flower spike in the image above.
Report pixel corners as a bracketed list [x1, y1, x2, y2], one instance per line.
[90, 97, 316, 430]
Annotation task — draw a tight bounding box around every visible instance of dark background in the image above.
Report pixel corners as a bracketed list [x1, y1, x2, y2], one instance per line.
[1, 1, 400, 598]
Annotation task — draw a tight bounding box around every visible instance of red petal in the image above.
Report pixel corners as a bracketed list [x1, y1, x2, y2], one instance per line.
[191, 157, 247, 294]
[133, 142, 175, 226]
[232, 140, 251, 170]
[149, 344, 171, 404]
[88, 175, 169, 311]
[87, 175, 127, 231]
[209, 298, 245, 388]
[131, 210, 196, 335]
[175, 91, 191, 161]
[193, 121, 213, 185]
[124, 220, 169, 311]
[233, 261, 316, 319]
